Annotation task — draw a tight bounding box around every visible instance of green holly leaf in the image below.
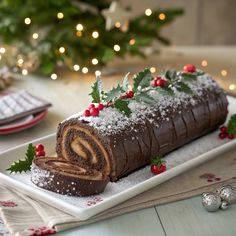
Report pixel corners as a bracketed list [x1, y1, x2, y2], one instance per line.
[227, 114, 236, 135]
[6, 143, 36, 173]
[114, 99, 131, 117]
[196, 70, 205, 76]
[163, 70, 177, 81]
[122, 73, 130, 91]
[89, 76, 103, 103]
[104, 84, 124, 102]
[155, 86, 174, 96]
[134, 92, 154, 104]
[151, 156, 165, 166]
[175, 81, 193, 94]
[133, 68, 152, 92]
[181, 73, 197, 80]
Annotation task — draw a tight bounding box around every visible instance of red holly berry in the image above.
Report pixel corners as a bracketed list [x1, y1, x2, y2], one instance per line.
[151, 163, 166, 175]
[220, 126, 227, 133]
[152, 79, 158, 87]
[36, 150, 45, 157]
[89, 104, 95, 109]
[97, 103, 104, 111]
[84, 109, 90, 117]
[35, 144, 44, 152]
[90, 107, 99, 116]
[156, 78, 167, 88]
[219, 132, 227, 139]
[228, 133, 235, 140]
[126, 90, 134, 98]
[183, 64, 196, 73]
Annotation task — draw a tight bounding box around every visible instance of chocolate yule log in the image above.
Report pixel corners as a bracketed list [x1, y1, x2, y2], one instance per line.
[56, 67, 228, 182]
[31, 157, 109, 196]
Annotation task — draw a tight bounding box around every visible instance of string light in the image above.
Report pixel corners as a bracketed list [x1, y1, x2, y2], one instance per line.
[229, 84, 235, 90]
[221, 70, 227, 77]
[145, 9, 152, 16]
[57, 12, 64, 19]
[114, 44, 120, 52]
[59, 47, 65, 53]
[82, 67, 88, 74]
[129, 38, 136, 46]
[92, 58, 98, 65]
[22, 69, 28, 75]
[24, 18, 31, 25]
[0, 47, 6, 54]
[92, 31, 99, 39]
[73, 64, 80, 71]
[201, 59, 208, 67]
[150, 67, 156, 73]
[115, 22, 121, 28]
[17, 58, 24, 65]
[76, 23, 83, 31]
[32, 33, 39, 39]
[95, 70, 101, 76]
[76, 31, 82, 37]
[51, 73, 57, 80]
[158, 13, 166, 20]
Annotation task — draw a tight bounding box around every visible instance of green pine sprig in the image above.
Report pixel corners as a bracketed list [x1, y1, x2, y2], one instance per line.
[227, 114, 236, 135]
[6, 144, 36, 173]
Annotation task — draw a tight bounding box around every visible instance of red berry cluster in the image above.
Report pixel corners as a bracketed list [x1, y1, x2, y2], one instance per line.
[84, 103, 104, 117]
[126, 90, 134, 98]
[150, 157, 167, 175]
[35, 144, 45, 157]
[219, 126, 234, 139]
[183, 64, 196, 73]
[218, 126, 234, 140]
[152, 76, 168, 88]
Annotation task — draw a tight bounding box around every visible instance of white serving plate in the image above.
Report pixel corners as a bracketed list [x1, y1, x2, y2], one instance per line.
[0, 96, 236, 221]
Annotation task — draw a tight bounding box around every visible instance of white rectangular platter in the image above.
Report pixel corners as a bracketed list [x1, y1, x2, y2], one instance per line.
[0, 96, 236, 221]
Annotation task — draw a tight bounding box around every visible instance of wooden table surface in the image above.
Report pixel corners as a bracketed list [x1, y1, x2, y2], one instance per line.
[1, 46, 236, 236]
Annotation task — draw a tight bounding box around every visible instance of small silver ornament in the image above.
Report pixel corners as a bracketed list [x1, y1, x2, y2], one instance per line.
[220, 201, 229, 210]
[201, 192, 221, 212]
[217, 185, 236, 204]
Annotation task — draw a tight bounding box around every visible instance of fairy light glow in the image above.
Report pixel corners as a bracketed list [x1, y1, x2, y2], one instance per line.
[73, 64, 80, 71]
[201, 59, 208, 67]
[59, 47, 65, 53]
[76, 23, 83, 31]
[24, 18, 31, 25]
[76, 31, 82, 37]
[115, 22, 121, 28]
[92, 31, 99, 38]
[158, 13, 166, 20]
[51, 73, 57, 80]
[82, 67, 88, 74]
[95, 70, 101, 76]
[145, 9, 152, 16]
[150, 67, 156, 73]
[18, 58, 24, 65]
[114, 44, 120, 52]
[92, 58, 98, 65]
[22, 69, 28, 75]
[129, 38, 136, 45]
[32, 33, 39, 39]
[57, 12, 64, 19]
[0, 47, 6, 54]
[229, 84, 235, 90]
[221, 70, 227, 77]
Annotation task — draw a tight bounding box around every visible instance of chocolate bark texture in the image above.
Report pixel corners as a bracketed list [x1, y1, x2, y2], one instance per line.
[56, 74, 228, 182]
[31, 157, 109, 196]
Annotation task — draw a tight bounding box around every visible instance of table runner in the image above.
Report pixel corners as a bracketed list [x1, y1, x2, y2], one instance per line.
[0, 146, 236, 236]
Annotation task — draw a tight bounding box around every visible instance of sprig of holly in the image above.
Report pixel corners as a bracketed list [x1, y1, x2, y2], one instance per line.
[6, 144, 36, 173]
[227, 114, 236, 136]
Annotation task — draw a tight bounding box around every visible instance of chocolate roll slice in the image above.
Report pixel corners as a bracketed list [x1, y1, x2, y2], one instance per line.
[31, 157, 109, 196]
[56, 72, 228, 181]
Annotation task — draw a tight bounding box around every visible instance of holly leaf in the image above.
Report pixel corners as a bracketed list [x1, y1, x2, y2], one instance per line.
[134, 92, 154, 104]
[6, 143, 36, 173]
[181, 73, 197, 80]
[104, 84, 124, 102]
[151, 156, 165, 166]
[196, 70, 205, 76]
[163, 70, 177, 81]
[155, 86, 174, 96]
[227, 114, 236, 135]
[133, 68, 152, 92]
[114, 99, 131, 117]
[175, 81, 193, 94]
[89, 76, 103, 103]
[122, 72, 130, 91]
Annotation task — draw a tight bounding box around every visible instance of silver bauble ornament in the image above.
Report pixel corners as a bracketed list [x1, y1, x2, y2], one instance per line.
[217, 185, 236, 204]
[220, 201, 229, 210]
[201, 192, 221, 212]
